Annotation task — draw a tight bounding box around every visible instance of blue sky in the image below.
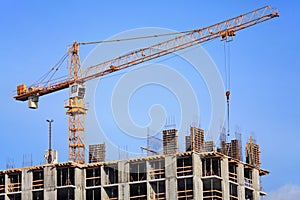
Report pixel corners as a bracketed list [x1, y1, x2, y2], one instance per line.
[1, 0, 299, 197]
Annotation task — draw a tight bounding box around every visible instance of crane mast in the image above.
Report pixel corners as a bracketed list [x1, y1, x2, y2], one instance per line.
[65, 42, 86, 164]
[13, 6, 279, 164]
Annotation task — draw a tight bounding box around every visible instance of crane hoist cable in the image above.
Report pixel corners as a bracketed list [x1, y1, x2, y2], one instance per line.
[224, 41, 231, 137]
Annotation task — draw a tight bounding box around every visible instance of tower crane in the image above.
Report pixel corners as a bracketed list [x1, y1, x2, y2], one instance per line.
[13, 6, 279, 164]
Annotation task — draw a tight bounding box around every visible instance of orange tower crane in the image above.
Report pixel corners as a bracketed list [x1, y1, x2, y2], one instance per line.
[14, 6, 279, 164]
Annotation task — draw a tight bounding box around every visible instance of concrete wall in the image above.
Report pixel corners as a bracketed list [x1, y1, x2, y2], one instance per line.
[44, 166, 57, 200]
[21, 169, 32, 199]
[165, 155, 177, 199]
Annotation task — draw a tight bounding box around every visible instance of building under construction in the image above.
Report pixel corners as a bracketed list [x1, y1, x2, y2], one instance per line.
[5, 6, 278, 200]
[0, 127, 268, 200]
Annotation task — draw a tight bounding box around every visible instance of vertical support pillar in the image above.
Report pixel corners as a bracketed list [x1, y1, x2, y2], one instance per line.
[117, 161, 129, 199]
[237, 163, 245, 199]
[146, 160, 151, 200]
[22, 169, 32, 199]
[4, 174, 8, 200]
[74, 167, 84, 200]
[192, 153, 203, 200]
[100, 165, 106, 199]
[44, 166, 57, 200]
[165, 155, 177, 199]
[252, 168, 260, 200]
[221, 157, 230, 200]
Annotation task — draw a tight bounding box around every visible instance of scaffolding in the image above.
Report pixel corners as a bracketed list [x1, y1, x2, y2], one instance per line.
[186, 126, 204, 153]
[203, 141, 215, 152]
[89, 143, 106, 163]
[246, 136, 261, 168]
[226, 140, 241, 160]
[162, 129, 178, 155]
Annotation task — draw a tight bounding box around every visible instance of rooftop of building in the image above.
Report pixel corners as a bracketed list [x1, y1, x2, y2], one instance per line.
[0, 151, 269, 176]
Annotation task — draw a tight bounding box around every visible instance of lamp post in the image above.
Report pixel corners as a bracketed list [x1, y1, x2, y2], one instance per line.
[46, 119, 54, 164]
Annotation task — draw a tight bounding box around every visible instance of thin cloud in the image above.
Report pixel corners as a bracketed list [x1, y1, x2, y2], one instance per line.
[265, 184, 300, 200]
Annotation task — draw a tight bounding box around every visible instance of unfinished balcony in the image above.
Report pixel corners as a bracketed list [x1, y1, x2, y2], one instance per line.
[244, 168, 253, 188]
[177, 156, 193, 177]
[56, 167, 75, 200]
[32, 170, 44, 200]
[149, 181, 165, 200]
[104, 164, 118, 185]
[130, 182, 147, 200]
[202, 157, 221, 177]
[0, 175, 4, 194]
[202, 178, 222, 200]
[177, 177, 193, 200]
[86, 167, 101, 200]
[229, 183, 238, 200]
[7, 172, 21, 194]
[130, 162, 146, 182]
[149, 159, 165, 180]
[103, 185, 118, 200]
[228, 161, 238, 183]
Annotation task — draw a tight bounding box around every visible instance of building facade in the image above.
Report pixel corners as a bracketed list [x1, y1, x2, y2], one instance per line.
[0, 151, 268, 200]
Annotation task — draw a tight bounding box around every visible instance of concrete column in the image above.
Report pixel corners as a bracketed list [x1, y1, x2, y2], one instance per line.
[100, 166, 106, 186]
[237, 164, 245, 200]
[192, 153, 203, 200]
[252, 168, 260, 200]
[100, 166, 106, 199]
[22, 169, 32, 199]
[221, 158, 229, 200]
[4, 174, 8, 200]
[118, 161, 129, 199]
[165, 155, 177, 199]
[74, 167, 84, 200]
[118, 161, 129, 183]
[146, 161, 151, 200]
[147, 182, 152, 200]
[44, 166, 57, 200]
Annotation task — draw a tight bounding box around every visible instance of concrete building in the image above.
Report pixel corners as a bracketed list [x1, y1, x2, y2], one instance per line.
[0, 151, 268, 200]
[0, 127, 268, 200]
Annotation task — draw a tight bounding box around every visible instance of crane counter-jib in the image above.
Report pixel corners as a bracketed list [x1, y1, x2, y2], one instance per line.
[14, 80, 74, 101]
